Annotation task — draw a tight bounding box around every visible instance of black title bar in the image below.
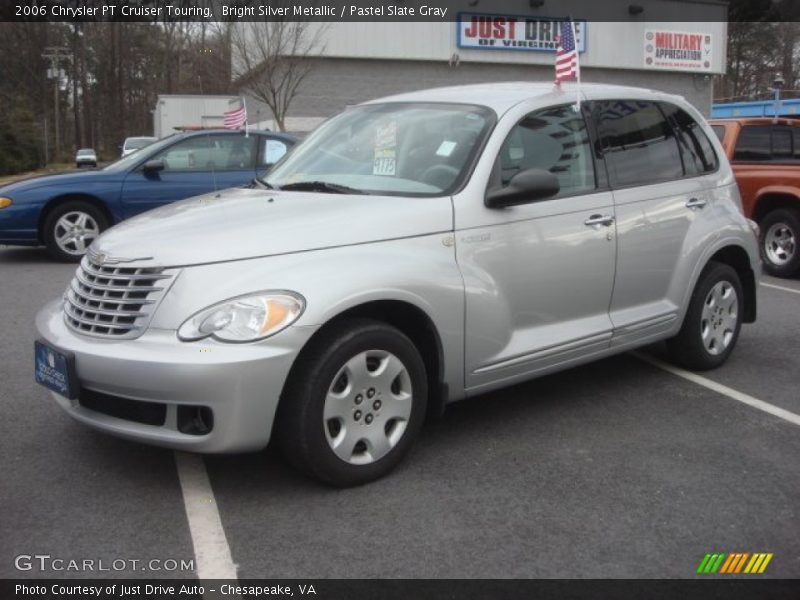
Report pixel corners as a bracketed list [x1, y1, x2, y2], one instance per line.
[0, 0, 750, 23]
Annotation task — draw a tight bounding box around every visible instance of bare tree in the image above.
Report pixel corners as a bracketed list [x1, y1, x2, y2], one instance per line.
[230, 19, 323, 131]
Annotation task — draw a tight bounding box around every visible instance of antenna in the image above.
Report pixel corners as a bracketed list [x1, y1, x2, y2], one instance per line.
[207, 132, 219, 195]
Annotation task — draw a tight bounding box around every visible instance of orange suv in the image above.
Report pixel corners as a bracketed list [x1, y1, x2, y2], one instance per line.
[710, 118, 800, 277]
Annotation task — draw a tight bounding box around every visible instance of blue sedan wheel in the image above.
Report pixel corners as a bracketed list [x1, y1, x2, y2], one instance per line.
[43, 201, 108, 262]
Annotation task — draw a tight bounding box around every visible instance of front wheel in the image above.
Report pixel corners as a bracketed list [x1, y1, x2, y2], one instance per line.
[667, 262, 743, 371]
[43, 201, 108, 262]
[278, 319, 428, 487]
[760, 208, 800, 277]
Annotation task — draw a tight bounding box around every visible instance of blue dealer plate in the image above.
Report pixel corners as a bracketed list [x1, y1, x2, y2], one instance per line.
[34, 340, 78, 399]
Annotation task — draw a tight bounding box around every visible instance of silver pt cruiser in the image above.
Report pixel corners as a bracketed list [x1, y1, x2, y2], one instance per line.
[35, 83, 759, 486]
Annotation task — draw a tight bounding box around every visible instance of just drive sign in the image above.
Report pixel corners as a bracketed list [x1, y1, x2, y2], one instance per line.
[457, 14, 586, 53]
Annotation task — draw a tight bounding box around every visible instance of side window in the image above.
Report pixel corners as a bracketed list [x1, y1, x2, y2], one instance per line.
[661, 103, 718, 176]
[260, 138, 289, 167]
[492, 105, 595, 198]
[595, 100, 684, 187]
[209, 135, 256, 169]
[733, 126, 771, 161]
[772, 128, 793, 160]
[153, 135, 256, 171]
[153, 136, 211, 171]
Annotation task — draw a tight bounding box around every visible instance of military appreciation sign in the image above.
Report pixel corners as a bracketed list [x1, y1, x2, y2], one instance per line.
[643, 29, 713, 72]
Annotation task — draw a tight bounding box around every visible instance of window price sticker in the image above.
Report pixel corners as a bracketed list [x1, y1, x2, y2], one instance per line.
[373, 121, 397, 176]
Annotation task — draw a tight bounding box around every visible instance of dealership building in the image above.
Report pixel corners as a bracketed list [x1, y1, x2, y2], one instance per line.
[239, 1, 728, 131]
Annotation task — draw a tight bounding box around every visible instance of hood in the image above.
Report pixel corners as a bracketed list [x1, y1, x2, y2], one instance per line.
[91, 187, 454, 267]
[0, 168, 117, 194]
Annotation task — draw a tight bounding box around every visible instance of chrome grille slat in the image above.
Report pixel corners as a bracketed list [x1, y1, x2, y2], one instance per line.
[81, 262, 172, 280]
[64, 304, 144, 331]
[63, 257, 175, 339]
[65, 295, 147, 318]
[69, 281, 156, 306]
[75, 269, 165, 293]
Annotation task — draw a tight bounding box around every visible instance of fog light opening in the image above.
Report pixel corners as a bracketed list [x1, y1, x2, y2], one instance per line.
[177, 406, 214, 436]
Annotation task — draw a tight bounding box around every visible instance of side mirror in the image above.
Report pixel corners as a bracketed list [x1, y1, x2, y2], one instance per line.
[142, 159, 165, 173]
[485, 168, 560, 208]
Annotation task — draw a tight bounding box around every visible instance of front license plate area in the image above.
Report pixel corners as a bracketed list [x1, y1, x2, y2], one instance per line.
[34, 340, 79, 400]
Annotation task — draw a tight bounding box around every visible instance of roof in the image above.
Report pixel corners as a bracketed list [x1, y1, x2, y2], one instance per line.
[364, 81, 683, 115]
[170, 128, 297, 142]
[708, 117, 800, 127]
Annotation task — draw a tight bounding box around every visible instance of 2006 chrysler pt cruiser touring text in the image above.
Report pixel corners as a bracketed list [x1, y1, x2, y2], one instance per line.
[35, 83, 760, 486]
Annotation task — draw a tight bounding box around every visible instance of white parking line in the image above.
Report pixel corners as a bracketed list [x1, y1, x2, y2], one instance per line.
[761, 282, 800, 295]
[174, 452, 239, 580]
[635, 353, 800, 427]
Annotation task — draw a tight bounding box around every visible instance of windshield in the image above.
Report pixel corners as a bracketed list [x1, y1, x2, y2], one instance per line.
[126, 137, 156, 150]
[265, 103, 495, 196]
[77, 149, 94, 156]
[103, 135, 176, 172]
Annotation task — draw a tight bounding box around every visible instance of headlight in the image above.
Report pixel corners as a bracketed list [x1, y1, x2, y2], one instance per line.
[0, 197, 12, 209]
[178, 291, 305, 343]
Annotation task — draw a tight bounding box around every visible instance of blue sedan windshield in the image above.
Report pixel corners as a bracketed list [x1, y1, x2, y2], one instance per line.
[102, 135, 177, 172]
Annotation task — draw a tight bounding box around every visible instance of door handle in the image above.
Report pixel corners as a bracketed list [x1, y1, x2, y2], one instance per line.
[584, 214, 615, 227]
[686, 197, 707, 210]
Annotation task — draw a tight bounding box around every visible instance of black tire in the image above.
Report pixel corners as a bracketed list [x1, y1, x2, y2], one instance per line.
[760, 208, 800, 277]
[42, 201, 109, 263]
[277, 318, 428, 487]
[667, 262, 743, 371]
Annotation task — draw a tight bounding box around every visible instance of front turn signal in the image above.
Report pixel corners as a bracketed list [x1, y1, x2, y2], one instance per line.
[0, 198, 12, 209]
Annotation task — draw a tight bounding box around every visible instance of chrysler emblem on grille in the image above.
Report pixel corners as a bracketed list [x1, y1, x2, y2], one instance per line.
[86, 249, 152, 265]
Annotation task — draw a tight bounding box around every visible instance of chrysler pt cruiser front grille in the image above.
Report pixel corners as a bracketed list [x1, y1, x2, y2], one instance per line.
[63, 257, 175, 339]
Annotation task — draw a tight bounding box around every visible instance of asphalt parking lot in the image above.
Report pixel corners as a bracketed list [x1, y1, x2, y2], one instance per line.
[1, 245, 798, 580]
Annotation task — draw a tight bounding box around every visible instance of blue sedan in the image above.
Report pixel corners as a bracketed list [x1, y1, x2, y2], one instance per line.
[0, 129, 296, 261]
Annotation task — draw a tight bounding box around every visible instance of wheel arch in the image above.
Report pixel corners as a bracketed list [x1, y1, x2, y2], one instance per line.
[752, 190, 800, 223]
[706, 244, 757, 323]
[283, 299, 448, 421]
[38, 194, 114, 244]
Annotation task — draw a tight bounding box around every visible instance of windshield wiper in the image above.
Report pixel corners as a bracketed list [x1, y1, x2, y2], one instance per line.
[278, 181, 365, 194]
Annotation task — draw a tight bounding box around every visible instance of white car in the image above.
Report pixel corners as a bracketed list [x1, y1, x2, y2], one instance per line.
[75, 148, 97, 168]
[121, 136, 157, 158]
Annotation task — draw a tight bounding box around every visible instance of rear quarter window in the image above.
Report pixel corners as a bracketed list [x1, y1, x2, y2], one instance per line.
[660, 103, 718, 176]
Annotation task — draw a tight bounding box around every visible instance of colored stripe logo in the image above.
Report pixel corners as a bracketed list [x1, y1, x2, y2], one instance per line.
[696, 552, 773, 574]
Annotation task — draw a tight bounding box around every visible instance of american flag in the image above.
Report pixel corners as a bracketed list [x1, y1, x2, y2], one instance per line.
[223, 99, 247, 130]
[555, 21, 579, 85]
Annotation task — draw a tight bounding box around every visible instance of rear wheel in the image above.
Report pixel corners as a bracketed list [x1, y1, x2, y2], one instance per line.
[43, 201, 108, 262]
[760, 208, 800, 277]
[278, 319, 428, 487]
[667, 262, 743, 371]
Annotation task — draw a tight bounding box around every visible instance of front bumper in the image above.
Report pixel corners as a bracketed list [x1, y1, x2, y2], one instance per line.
[35, 299, 316, 452]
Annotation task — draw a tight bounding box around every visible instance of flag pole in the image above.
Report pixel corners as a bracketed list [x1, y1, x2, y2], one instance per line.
[571, 20, 581, 113]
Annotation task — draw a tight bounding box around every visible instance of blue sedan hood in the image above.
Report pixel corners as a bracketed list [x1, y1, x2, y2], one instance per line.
[0, 169, 121, 196]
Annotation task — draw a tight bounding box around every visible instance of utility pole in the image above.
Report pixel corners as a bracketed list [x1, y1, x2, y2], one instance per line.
[42, 46, 69, 165]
